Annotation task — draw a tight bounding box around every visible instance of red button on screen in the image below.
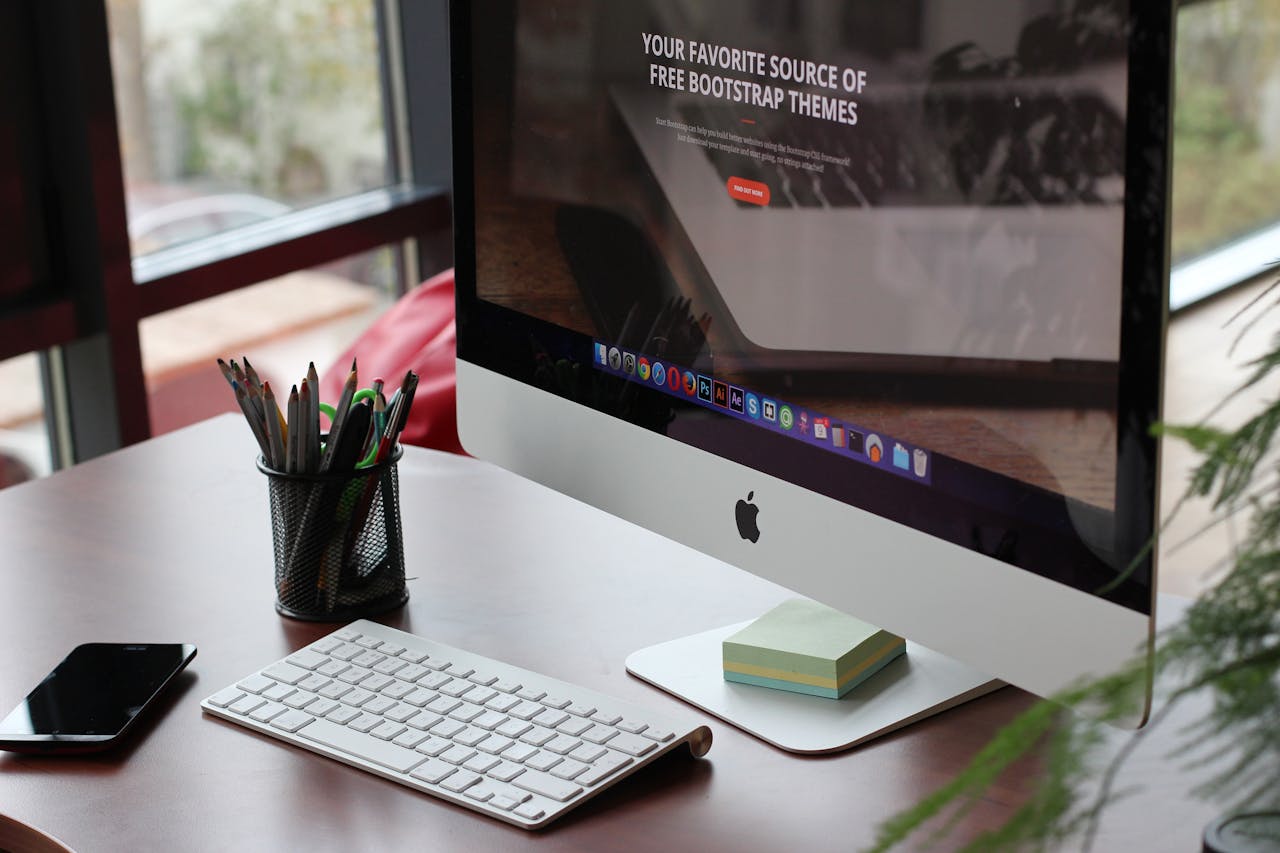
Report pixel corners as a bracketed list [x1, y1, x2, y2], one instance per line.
[726, 177, 770, 206]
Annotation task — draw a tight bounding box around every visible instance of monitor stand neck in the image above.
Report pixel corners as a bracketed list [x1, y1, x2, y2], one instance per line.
[626, 618, 1003, 754]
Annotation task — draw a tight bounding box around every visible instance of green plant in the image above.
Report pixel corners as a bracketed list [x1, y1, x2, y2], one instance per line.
[868, 284, 1280, 851]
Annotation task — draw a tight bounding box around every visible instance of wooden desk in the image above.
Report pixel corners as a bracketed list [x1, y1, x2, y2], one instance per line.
[0, 416, 1214, 851]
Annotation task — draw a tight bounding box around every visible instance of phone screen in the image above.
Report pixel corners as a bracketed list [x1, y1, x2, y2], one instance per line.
[0, 643, 196, 747]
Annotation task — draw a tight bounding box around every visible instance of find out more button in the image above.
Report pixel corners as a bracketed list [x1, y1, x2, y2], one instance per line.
[726, 177, 770, 206]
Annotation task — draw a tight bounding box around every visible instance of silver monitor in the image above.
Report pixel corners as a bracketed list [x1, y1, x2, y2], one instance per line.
[452, 0, 1170, 744]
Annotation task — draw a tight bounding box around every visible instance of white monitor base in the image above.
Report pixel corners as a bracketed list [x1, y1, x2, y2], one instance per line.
[626, 621, 1004, 754]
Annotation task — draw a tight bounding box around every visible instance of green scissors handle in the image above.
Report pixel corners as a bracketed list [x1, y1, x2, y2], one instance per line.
[319, 388, 382, 467]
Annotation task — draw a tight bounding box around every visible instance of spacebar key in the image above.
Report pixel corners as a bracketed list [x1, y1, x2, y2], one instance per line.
[298, 717, 426, 774]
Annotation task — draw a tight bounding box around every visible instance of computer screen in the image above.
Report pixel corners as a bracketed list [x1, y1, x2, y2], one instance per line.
[452, 0, 1170, 727]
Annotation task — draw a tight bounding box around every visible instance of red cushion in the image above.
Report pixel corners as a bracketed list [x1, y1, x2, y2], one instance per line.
[320, 268, 462, 455]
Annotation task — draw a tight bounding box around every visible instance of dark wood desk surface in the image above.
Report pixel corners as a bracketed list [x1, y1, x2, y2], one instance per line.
[0, 416, 1214, 851]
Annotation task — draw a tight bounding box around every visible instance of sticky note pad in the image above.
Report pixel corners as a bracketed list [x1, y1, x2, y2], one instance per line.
[722, 599, 906, 699]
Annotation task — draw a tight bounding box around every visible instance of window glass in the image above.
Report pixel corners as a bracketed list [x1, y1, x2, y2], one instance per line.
[0, 354, 51, 488]
[140, 246, 398, 435]
[1172, 0, 1280, 262]
[106, 0, 388, 256]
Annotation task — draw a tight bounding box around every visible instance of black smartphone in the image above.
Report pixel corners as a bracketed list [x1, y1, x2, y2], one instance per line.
[0, 643, 197, 753]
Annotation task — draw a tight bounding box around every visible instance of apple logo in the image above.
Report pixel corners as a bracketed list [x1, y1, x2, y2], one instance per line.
[735, 491, 761, 543]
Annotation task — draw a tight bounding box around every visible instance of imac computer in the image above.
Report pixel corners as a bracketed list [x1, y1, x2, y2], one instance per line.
[451, 0, 1170, 749]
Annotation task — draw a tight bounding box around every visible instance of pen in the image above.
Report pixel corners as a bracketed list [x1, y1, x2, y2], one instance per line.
[321, 359, 358, 473]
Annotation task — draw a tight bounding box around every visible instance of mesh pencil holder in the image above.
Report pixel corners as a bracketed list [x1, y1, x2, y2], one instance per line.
[258, 446, 407, 621]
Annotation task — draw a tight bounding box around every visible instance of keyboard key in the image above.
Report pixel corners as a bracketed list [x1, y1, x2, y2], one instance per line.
[466, 687, 498, 705]
[338, 667, 373, 686]
[352, 651, 386, 669]
[285, 649, 328, 670]
[270, 710, 314, 733]
[512, 769, 582, 802]
[409, 758, 456, 784]
[348, 713, 382, 733]
[393, 730, 428, 749]
[550, 758, 589, 781]
[249, 702, 288, 723]
[385, 703, 420, 723]
[477, 735, 515, 755]
[430, 719, 466, 739]
[326, 705, 360, 725]
[426, 696, 461, 715]
[468, 673, 498, 686]
[525, 751, 562, 772]
[519, 727, 557, 747]
[440, 745, 477, 766]
[464, 784, 493, 803]
[419, 672, 451, 690]
[509, 701, 544, 721]
[424, 658, 452, 672]
[454, 727, 490, 747]
[415, 736, 454, 757]
[485, 695, 521, 713]
[397, 663, 430, 683]
[488, 762, 527, 783]
[296, 674, 332, 693]
[541, 696, 572, 710]
[445, 664, 475, 679]
[496, 719, 532, 739]
[449, 703, 485, 724]
[370, 722, 407, 741]
[318, 682, 353, 701]
[514, 802, 545, 821]
[464, 754, 501, 774]
[545, 735, 582, 755]
[263, 662, 310, 685]
[568, 744, 606, 764]
[404, 688, 437, 707]
[606, 733, 657, 757]
[516, 687, 546, 702]
[616, 719, 648, 735]
[581, 725, 618, 745]
[360, 674, 394, 693]
[441, 771, 483, 793]
[577, 753, 632, 786]
[344, 688, 376, 708]
[329, 643, 364, 661]
[473, 711, 509, 731]
[590, 711, 622, 726]
[228, 695, 266, 715]
[304, 697, 339, 716]
[398, 649, 429, 664]
[311, 636, 343, 654]
[557, 718, 593, 737]
[263, 681, 295, 701]
[316, 660, 350, 678]
[406, 712, 443, 731]
[492, 679, 522, 694]
[354, 636, 383, 650]
[643, 728, 675, 743]
[566, 703, 596, 718]
[382, 681, 415, 700]
[377, 644, 406, 657]
[501, 743, 538, 764]
[373, 658, 407, 676]
[532, 709, 569, 729]
[439, 679, 474, 699]
[362, 696, 396, 716]
[236, 674, 275, 695]
[207, 687, 245, 708]
[298, 718, 426, 775]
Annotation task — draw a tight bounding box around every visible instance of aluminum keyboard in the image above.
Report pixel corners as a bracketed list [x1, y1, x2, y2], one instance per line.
[201, 620, 712, 829]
